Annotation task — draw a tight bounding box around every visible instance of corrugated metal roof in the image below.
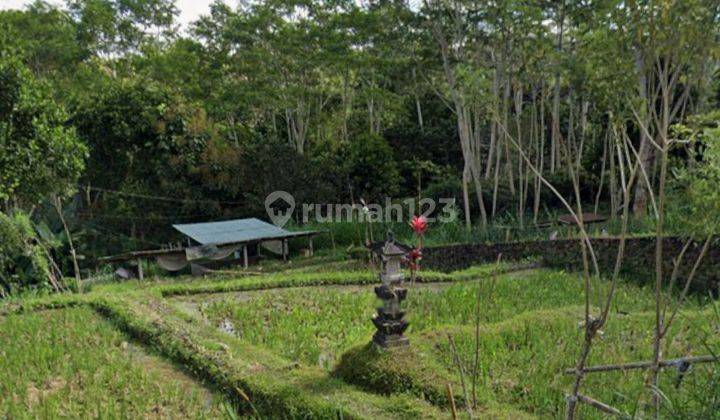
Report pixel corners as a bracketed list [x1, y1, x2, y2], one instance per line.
[173, 218, 311, 245]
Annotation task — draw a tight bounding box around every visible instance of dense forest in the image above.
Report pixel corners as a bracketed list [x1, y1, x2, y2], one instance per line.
[1, 0, 719, 291]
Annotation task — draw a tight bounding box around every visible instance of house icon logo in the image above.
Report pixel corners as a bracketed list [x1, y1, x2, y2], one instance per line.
[265, 191, 295, 227]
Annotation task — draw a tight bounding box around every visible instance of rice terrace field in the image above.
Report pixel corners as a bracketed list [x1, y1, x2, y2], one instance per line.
[2, 256, 718, 419]
[0, 307, 229, 418]
[3, 0, 720, 418]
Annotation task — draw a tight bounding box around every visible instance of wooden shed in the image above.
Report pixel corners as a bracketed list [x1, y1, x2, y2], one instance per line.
[101, 218, 320, 279]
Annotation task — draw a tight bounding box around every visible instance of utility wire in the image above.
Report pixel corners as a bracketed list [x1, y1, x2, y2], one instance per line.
[75, 211, 218, 221]
[82, 185, 246, 205]
[84, 223, 168, 247]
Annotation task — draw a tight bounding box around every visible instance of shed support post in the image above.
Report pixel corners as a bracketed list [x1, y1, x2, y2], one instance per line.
[309, 238, 314, 256]
[137, 258, 144, 281]
[243, 245, 248, 269]
[283, 239, 288, 262]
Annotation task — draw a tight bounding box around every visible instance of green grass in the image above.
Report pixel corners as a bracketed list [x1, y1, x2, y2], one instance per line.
[1, 259, 717, 419]
[149, 258, 530, 298]
[420, 306, 719, 418]
[335, 306, 720, 418]
[185, 267, 716, 418]
[193, 269, 677, 368]
[0, 307, 229, 418]
[153, 268, 456, 297]
[90, 294, 445, 419]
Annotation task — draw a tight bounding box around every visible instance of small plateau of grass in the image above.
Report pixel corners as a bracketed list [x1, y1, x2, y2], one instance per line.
[194, 268, 675, 368]
[0, 307, 229, 418]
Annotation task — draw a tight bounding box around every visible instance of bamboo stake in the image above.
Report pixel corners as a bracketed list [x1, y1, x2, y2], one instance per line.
[53, 195, 81, 288]
[446, 383, 458, 420]
[564, 355, 717, 375]
[576, 393, 624, 417]
[471, 268, 483, 409]
[662, 236, 714, 338]
[471, 253, 503, 409]
[448, 334, 472, 418]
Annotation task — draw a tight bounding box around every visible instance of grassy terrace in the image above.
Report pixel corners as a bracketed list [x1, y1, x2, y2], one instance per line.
[1, 257, 717, 418]
[175, 269, 718, 418]
[0, 307, 228, 418]
[188, 269, 671, 367]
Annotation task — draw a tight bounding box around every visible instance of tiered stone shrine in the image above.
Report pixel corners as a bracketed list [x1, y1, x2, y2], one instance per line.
[368, 234, 412, 348]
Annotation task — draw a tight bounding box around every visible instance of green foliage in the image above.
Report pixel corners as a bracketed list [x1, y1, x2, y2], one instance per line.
[67, 0, 177, 55]
[69, 78, 245, 249]
[334, 343, 536, 418]
[423, 307, 718, 418]
[0, 212, 53, 295]
[0, 55, 86, 205]
[344, 133, 402, 201]
[670, 116, 720, 236]
[0, 2, 86, 75]
[2, 0, 720, 415]
[1, 0, 719, 276]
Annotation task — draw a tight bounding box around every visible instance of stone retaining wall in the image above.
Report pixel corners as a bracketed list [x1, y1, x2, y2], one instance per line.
[424, 236, 720, 295]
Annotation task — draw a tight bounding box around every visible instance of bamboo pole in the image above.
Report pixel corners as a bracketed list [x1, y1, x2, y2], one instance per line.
[564, 355, 717, 375]
[447, 334, 472, 418]
[446, 383, 458, 420]
[576, 393, 623, 416]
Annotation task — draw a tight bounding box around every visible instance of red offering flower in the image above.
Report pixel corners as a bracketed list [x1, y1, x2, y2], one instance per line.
[403, 248, 422, 271]
[410, 215, 428, 235]
[407, 248, 422, 262]
[408, 215, 427, 285]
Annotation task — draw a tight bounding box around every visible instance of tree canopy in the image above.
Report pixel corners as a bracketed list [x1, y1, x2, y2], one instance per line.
[0, 55, 86, 207]
[0, 0, 718, 268]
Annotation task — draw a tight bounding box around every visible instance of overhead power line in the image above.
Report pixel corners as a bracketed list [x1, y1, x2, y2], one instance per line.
[75, 211, 214, 221]
[82, 185, 245, 205]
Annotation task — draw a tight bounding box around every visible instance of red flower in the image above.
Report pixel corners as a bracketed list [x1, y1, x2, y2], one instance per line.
[403, 248, 422, 271]
[407, 248, 422, 262]
[410, 215, 428, 235]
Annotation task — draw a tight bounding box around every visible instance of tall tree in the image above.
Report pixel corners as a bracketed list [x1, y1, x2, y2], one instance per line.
[0, 55, 86, 210]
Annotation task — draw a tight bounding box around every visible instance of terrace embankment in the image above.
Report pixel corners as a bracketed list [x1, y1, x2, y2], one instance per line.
[424, 236, 720, 294]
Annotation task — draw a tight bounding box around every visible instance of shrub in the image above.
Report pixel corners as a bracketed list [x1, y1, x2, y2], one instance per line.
[0, 212, 54, 296]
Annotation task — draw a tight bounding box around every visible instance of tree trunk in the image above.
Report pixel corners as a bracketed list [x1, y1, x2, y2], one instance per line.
[632, 47, 653, 217]
[551, 0, 564, 174]
[486, 55, 500, 179]
[462, 164, 471, 230]
[412, 67, 424, 133]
